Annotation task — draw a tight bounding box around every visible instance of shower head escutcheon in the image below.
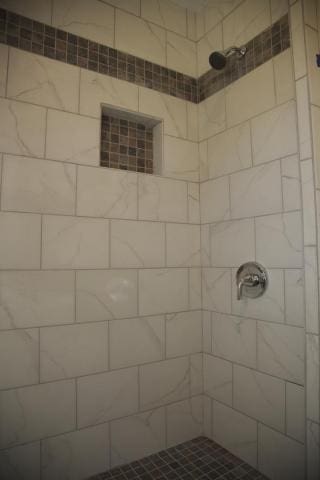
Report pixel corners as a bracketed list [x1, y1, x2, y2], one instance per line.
[209, 46, 247, 70]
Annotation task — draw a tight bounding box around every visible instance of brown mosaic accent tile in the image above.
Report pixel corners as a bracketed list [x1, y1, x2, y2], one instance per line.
[0, 8, 290, 105]
[101, 115, 153, 174]
[90, 436, 268, 480]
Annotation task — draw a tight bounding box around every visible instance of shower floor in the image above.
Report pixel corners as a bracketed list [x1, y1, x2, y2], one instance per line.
[91, 436, 268, 480]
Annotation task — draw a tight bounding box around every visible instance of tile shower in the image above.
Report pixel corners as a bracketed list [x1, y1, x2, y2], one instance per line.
[0, 1, 319, 480]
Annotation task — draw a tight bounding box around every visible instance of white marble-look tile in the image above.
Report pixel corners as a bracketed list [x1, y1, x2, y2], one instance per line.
[281, 154, 301, 212]
[271, 0, 289, 22]
[80, 69, 139, 118]
[0, 0, 52, 23]
[230, 161, 282, 219]
[201, 224, 211, 267]
[212, 401, 258, 468]
[188, 183, 200, 224]
[189, 267, 202, 310]
[77, 368, 139, 428]
[76, 270, 138, 322]
[304, 246, 319, 334]
[296, 76, 312, 159]
[77, 166, 137, 220]
[0, 44, 8, 97]
[167, 32, 197, 77]
[203, 354, 232, 406]
[232, 268, 285, 324]
[203, 311, 212, 354]
[0, 271, 74, 330]
[110, 408, 165, 468]
[166, 224, 200, 267]
[166, 311, 202, 358]
[42, 215, 109, 269]
[0, 98, 46, 157]
[198, 90, 226, 141]
[200, 176, 230, 224]
[41, 423, 109, 480]
[7, 48, 80, 112]
[203, 0, 242, 34]
[304, 0, 318, 28]
[199, 139, 208, 181]
[207, 122, 252, 179]
[166, 397, 203, 448]
[290, 0, 307, 80]
[212, 313, 256, 368]
[0, 380, 75, 449]
[115, 10, 166, 66]
[139, 357, 190, 409]
[273, 49, 295, 105]
[1, 155, 76, 215]
[163, 136, 199, 182]
[187, 102, 198, 142]
[203, 395, 212, 439]
[305, 26, 320, 108]
[138, 174, 188, 223]
[197, 23, 223, 76]
[257, 322, 304, 384]
[46, 110, 99, 167]
[286, 383, 305, 443]
[111, 220, 165, 268]
[226, 61, 275, 127]
[187, 10, 197, 41]
[210, 219, 255, 267]
[255, 212, 303, 268]
[0, 212, 41, 269]
[252, 101, 298, 165]
[0, 442, 40, 479]
[190, 353, 203, 396]
[139, 88, 187, 139]
[307, 419, 320, 480]
[0, 329, 39, 390]
[301, 159, 317, 246]
[102, 0, 139, 15]
[202, 268, 231, 313]
[258, 424, 305, 480]
[141, 0, 187, 36]
[52, 0, 114, 46]
[40, 322, 108, 382]
[306, 334, 319, 423]
[234, 365, 285, 431]
[109, 316, 164, 369]
[139, 268, 188, 316]
[311, 106, 320, 186]
[284, 269, 305, 327]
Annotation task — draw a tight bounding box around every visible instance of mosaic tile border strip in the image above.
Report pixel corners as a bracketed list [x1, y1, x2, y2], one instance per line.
[0, 8, 289, 104]
[90, 437, 268, 480]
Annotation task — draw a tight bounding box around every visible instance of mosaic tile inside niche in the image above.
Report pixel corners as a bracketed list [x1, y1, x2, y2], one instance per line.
[101, 115, 153, 174]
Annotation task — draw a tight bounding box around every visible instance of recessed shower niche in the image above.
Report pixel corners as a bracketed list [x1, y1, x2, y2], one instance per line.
[100, 106, 163, 175]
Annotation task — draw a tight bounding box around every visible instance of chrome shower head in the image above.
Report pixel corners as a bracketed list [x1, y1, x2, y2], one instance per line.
[209, 46, 247, 70]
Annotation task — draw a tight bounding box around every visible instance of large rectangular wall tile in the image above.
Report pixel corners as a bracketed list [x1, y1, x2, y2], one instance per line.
[42, 215, 109, 269]
[166, 311, 202, 358]
[41, 423, 109, 480]
[166, 32, 197, 77]
[212, 401, 258, 468]
[109, 316, 164, 369]
[306, 334, 319, 423]
[256, 211, 303, 268]
[189, 267, 202, 310]
[190, 353, 203, 396]
[258, 424, 305, 480]
[166, 224, 200, 267]
[0, 99, 46, 157]
[111, 220, 165, 268]
[251, 101, 298, 165]
[77, 166, 137, 220]
[304, 246, 319, 334]
[110, 407, 166, 468]
[0, 0, 52, 23]
[0, 442, 40, 480]
[273, 49, 295, 105]
[139, 357, 190, 410]
[0, 44, 8, 97]
[234, 365, 285, 431]
[281, 154, 301, 212]
[80, 69, 139, 118]
[163, 136, 199, 182]
[307, 419, 320, 480]
[290, 0, 307, 79]
[197, 24, 223, 76]
[212, 313, 256, 368]
[306, 26, 320, 107]
[203, 354, 232, 406]
[202, 268, 232, 314]
[257, 322, 304, 384]
[198, 90, 226, 141]
[166, 397, 203, 448]
[0, 329, 39, 389]
[7, 48, 80, 112]
[296, 76, 312, 159]
[141, 0, 187, 36]
[76, 270, 138, 322]
[286, 382, 305, 443]
[200, 176, 230, 224]
[0, 271, 74, 330]
[138, 175, 188, 223]
[301, 159, 317, 246]
[210, 219, 255, 267]
[77, 368, 139, 428]
[207, 122, 252, 179]
[1, 155, 76, 215]
[52, 0, 114, 46]
[0, 212, 41, 269]
[40, 322, 108, 382]
[284, 269, 305, 327]
[46, 110, 99, 167]
[0, 380, 75, 448]
[187, 182, 200, 224]
[139, 269, 188, 316]
[230, 161, 282, 219]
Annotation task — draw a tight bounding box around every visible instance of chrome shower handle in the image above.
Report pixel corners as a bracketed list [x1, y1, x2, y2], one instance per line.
[237, 273, 260, 300]
[236, 262, 268, 301]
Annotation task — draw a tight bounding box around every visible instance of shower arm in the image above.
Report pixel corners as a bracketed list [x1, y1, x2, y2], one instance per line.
[224, 46, 247, 58]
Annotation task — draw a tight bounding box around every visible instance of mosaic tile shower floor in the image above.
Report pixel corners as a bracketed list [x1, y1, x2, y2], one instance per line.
[90, 437, 268, 480]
